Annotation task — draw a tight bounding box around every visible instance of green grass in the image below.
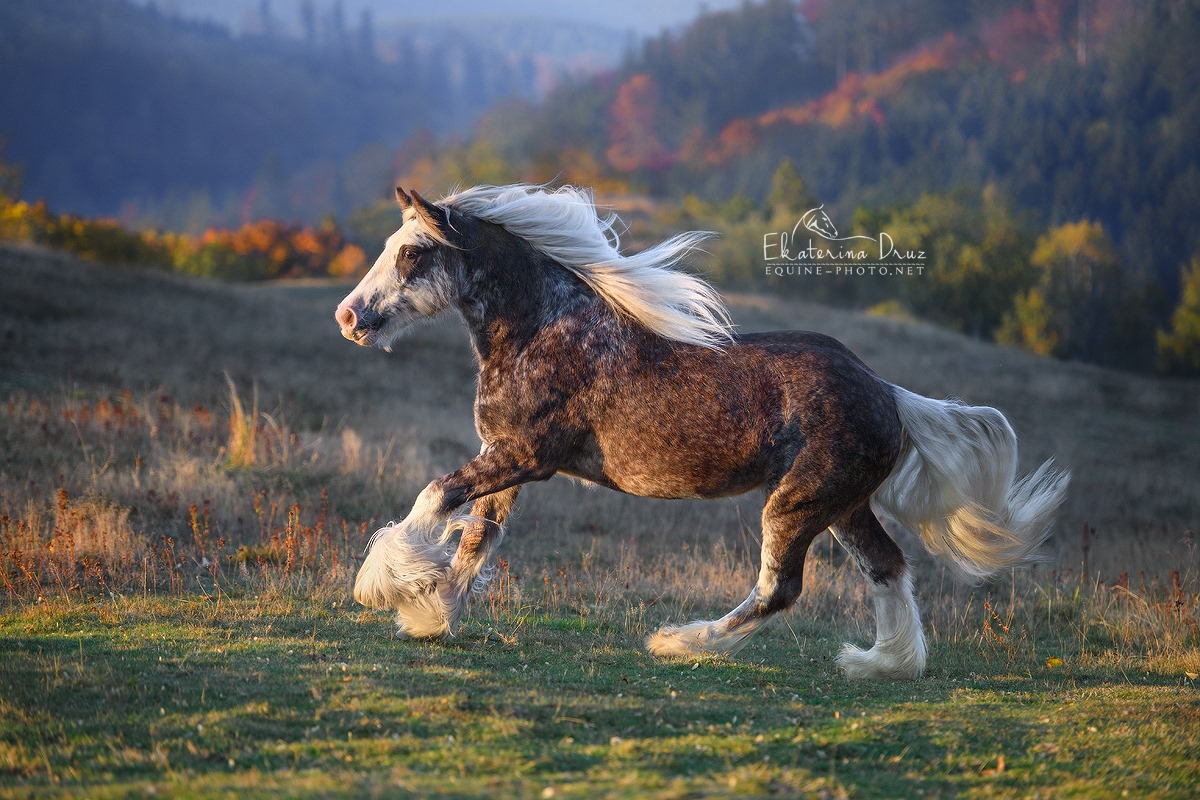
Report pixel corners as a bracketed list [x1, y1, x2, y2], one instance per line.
[1, 244, 1199, 797]
[2, 588, 1198, 799]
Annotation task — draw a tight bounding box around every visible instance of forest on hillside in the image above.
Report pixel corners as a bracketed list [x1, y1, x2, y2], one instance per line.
[2, 0, 1198, 374]
[411, 0, 1198, 290]
[380, 0, 1200, 373]
[0, 0, 578, 227]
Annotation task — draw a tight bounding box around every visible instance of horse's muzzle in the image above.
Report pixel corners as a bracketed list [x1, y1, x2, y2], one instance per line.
[336, 302, 385, 346]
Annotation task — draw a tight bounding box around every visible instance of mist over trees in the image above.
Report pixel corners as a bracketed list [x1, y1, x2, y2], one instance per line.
[0, 0, 598, 229]
[2, 0, 1198, 373]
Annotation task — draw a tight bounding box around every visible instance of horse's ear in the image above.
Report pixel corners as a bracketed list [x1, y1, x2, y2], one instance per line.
[395, 187, 412, 210]
[409, 190, 447, 233]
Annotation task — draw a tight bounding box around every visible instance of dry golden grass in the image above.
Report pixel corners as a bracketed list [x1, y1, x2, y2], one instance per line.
[2, 243, 1198, 799]
[1, 241, 1197, 649]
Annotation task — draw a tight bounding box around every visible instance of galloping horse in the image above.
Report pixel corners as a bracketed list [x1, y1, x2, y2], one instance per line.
[335, 184, 1068, 679]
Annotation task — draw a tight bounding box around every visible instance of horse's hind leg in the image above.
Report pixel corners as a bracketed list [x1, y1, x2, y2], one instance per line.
[831, 503, 926, 679]
[646, 487, 831, 658]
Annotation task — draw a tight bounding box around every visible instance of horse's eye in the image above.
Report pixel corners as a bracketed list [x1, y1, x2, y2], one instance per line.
[399, 246, 417, 262]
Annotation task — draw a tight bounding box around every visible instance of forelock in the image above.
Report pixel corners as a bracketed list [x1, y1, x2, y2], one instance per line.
[401, 206, 454, 247]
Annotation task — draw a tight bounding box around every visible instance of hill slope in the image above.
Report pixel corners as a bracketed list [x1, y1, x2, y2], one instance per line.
[2, 244, 1196, 578]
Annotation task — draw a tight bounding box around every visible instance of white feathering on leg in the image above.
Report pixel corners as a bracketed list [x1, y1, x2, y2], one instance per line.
[836, 570, 927, 680]
[353, 517, 455, 626]
[353, 483, 491, 638]
[645, 588, 767, 658]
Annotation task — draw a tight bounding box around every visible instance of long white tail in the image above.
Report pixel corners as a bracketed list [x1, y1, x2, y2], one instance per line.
[871, 387, 1070, 580]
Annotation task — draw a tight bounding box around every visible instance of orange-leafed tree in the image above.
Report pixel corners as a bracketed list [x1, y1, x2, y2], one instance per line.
[606, 73, 673, 173]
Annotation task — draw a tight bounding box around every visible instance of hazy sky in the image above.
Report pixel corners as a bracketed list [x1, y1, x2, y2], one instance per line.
[151, 0, 746, 37]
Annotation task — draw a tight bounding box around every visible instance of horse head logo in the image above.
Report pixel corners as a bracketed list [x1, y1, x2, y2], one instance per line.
[787, 205, 873, 245]
[800, 206, 838, 239]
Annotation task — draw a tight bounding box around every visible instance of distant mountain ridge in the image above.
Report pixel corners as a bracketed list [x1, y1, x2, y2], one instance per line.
[0, 0, 621, 227]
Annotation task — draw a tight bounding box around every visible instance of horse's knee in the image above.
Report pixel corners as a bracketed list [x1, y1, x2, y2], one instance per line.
[756, 572, 804, 614]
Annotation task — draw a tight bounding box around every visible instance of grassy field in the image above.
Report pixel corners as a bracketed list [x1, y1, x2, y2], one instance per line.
[1, 243, 1198, 798]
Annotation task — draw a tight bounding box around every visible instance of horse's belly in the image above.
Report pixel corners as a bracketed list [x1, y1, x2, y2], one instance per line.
[611, 462, 764, 500]
[562, 427, 770, 500]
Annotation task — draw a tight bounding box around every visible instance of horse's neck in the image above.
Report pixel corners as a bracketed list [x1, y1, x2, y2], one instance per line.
[457, 249, 597, 364]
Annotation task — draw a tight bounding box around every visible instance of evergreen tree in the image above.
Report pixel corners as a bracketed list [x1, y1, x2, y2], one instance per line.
[767, 160, 816, 219]
[300, 0, 316, 47]
[0, 137, 23, 200]
[357, 9, 376, 65]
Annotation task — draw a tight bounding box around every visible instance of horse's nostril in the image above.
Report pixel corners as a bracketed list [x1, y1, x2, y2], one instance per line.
[336, 305, 357, 331]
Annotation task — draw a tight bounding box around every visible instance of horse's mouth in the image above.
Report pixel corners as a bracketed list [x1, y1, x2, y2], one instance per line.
[345, 325, 379, 346]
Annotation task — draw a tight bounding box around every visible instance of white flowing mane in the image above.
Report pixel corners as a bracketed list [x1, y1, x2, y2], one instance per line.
[441, 184, 735, 349]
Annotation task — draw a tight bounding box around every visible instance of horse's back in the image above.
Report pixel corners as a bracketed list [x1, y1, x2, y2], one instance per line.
[734, 329, 890, 392]
[734, 329, 871, 365]
[732, 328, 903, 478]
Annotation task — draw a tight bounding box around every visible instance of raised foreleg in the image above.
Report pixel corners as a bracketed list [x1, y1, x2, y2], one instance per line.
[354, 440, 547, 637]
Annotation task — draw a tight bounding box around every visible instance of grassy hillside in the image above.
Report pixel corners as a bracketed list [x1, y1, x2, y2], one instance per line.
[1, 245, 1197, 797]
[2, 242, 1195, 576]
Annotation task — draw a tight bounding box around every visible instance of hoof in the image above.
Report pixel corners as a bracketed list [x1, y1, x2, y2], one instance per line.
[645, 620, 750, 658]
[835, 642, 924, 680]
[393, 585, 454, 639]
[646, 624, 703, 658]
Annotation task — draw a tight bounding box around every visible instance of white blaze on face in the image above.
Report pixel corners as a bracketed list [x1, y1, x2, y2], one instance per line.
[351, 216, 421, 308]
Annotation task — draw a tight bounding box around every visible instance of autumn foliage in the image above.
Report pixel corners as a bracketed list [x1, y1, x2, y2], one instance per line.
[0, 194, 365, 281]
[757, 33, 960, 134]
[606, 74, 673, 173]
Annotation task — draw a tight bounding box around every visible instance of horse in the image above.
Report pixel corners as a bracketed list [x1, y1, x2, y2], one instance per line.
[334, 183, 1069, 679]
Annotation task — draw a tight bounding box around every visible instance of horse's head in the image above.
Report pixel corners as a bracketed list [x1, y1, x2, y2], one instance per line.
[335, 188, 458, 350]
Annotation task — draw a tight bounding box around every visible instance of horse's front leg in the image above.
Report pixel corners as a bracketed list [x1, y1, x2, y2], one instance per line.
[354, 442, 543, 637]
[437, 485, 521, 633]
